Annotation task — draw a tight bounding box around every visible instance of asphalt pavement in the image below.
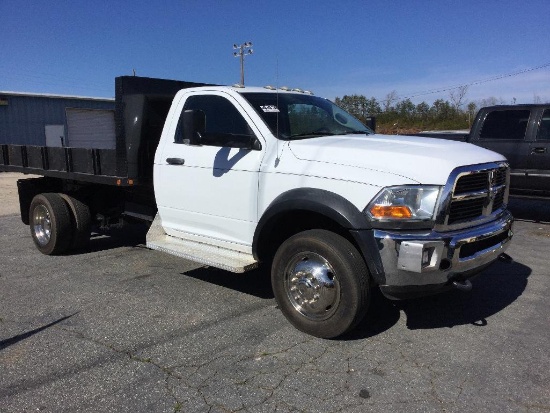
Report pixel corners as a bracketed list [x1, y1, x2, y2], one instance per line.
[1, 197, 549, 412]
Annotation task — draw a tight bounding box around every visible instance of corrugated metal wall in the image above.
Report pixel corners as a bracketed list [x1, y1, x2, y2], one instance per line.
[0, 94, 114, 145]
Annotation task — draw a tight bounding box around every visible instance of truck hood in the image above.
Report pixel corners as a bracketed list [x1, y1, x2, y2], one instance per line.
[287, 134, 505, 185]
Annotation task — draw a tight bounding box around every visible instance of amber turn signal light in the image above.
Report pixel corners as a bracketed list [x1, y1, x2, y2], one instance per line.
[370, 205, 412, 219]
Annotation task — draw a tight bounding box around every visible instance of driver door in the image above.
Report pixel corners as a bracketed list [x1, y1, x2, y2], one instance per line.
[155, 92, 264, 252]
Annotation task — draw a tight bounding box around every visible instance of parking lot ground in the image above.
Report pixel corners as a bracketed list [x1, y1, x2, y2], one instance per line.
[0, 177, 549, 412]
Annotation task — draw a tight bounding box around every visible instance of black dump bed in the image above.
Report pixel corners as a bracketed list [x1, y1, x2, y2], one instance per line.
[0, 76, 209, 185]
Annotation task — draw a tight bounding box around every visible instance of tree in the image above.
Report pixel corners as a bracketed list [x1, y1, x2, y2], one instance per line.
[430, 99, 454, 119]
[335, 95, 361, 118]
[382, 90, 398, 112]
[333, 92, 524, 132]
[416, 102, 430, 121]
[449, 85, 469, 111]
[334, 94, 381, 120]
[479, 97, 505, 107]
[365, 97, 382, 115]
[395, 98, 416, 118]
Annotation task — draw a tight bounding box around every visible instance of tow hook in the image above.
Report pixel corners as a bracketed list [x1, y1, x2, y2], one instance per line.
[452, 279, 472, 292]
[498, 253, 513, 263]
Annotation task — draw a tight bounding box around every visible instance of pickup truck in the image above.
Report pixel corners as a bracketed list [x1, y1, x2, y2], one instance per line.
[418, 104, 550, 199]
[0, 76, 514, 338]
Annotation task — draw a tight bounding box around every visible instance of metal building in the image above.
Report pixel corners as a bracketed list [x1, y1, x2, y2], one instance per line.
[0, 92, 115, 148]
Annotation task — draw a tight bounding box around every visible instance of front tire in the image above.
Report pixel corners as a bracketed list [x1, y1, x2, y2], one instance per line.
[29, 193, 72, 255]
[271, 229, 370, 338]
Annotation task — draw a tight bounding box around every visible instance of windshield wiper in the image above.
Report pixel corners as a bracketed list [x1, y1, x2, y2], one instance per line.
[340, 130, 372, 135]
[287, 130, 372, 140]
[288, 132, 340, 139]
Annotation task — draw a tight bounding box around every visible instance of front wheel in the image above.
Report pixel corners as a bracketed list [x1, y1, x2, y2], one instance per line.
[271, 229, 370, 338]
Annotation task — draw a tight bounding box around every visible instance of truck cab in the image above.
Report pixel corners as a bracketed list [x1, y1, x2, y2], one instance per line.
[469, 105, 550, 198]
[149, 85, 513, 337]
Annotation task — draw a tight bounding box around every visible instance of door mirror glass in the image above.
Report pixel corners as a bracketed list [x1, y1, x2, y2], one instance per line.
[179, 109, 205, 145]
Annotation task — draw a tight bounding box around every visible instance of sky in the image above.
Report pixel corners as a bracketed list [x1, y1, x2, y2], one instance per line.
[1, 0, 549, 106]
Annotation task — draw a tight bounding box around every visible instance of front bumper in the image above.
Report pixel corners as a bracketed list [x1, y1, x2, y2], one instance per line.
[354, 211, 514, 300]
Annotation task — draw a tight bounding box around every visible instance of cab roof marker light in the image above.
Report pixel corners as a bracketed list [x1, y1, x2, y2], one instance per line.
[280, 86, 290, 91]
[291, 88, 304, 93]
[232, 83, 245, 88]
[304, 90, 314, 95]
[264, 85, 276, 90]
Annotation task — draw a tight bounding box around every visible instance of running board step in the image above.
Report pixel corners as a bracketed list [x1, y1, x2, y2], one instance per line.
[146, 214, 258, 273]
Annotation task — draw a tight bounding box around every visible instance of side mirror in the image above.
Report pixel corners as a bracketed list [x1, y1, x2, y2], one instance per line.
[182, 110, 205, 145]
[365, 116, 376, 133]
[240, 136, 262, 151]
[251, 137, 262, 151]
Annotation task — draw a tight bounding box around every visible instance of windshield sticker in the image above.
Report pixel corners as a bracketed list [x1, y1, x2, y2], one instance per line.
[260, 105, 280, 113]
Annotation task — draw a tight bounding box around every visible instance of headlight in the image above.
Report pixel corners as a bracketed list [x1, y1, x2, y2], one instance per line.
[366, 186, 441, 221]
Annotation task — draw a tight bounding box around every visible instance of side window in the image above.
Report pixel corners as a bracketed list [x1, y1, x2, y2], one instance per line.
[536, 109, 550, 141]
[176, 95, 253, 145]
[479, 110, 531, 140]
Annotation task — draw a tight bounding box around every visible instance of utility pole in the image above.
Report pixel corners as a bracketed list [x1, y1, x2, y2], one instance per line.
[233, 42, 253, 86]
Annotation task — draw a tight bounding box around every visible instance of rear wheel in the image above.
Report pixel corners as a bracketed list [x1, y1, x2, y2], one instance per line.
[60, 193, 91, 251]
[271, 229, 370, 338]
[29, 193, 72, 255]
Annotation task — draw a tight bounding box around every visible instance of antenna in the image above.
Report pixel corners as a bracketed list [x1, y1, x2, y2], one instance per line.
[275, 56, 281, 167]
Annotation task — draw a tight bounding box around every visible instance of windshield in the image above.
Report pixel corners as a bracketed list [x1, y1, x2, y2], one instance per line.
[241, 92, 373, 140]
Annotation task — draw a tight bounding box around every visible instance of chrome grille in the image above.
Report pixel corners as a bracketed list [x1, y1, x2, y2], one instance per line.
[494, 168, 507, 186]
[454, 172, 489, 194]
[448, 197, 485, 223]
[447, 166, 509, 225]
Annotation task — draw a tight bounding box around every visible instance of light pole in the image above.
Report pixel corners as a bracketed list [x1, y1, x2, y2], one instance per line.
[233, 42, 253, 86]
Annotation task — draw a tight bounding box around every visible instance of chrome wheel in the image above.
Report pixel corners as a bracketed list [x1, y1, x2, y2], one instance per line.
[33, 204, 52, 246]
[272, 229, 371, 338]
[284, 252, 340, 321]
[29, 193, 72, 255]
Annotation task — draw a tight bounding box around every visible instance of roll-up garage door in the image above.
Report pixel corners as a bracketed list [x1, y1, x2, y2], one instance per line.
[66, 108, 116, 149]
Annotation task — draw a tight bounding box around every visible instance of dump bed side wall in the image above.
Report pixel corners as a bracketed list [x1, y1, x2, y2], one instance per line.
[0, 76, 211, 185]
[115, 76, 211, 182]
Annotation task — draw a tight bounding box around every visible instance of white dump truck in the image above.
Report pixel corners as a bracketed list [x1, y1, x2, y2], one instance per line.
[0, 76, 513, 337]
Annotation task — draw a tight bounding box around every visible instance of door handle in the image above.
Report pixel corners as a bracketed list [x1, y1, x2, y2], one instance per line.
[531, 147, 547, 154]
[166, 157, 185, 165]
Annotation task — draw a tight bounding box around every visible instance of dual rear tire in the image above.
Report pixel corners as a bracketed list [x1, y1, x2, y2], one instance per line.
[29, 193, 91, 255]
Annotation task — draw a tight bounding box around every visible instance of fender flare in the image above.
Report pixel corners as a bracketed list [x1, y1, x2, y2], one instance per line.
[253, 187, 371, 258]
